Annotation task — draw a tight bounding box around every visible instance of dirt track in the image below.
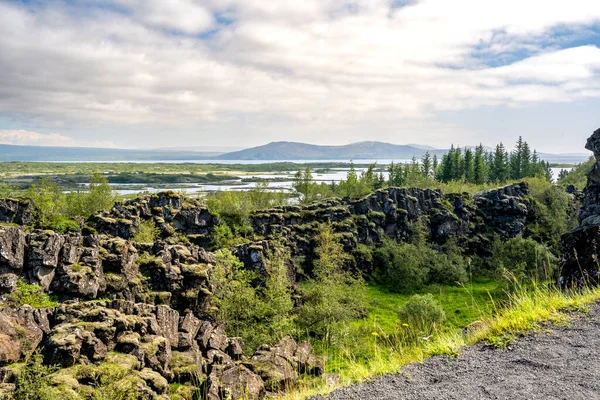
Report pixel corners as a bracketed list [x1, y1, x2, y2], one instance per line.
[312, 303, 600, 400]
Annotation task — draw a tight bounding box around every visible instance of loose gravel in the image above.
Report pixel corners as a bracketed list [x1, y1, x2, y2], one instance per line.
[312, 303, 600, 400]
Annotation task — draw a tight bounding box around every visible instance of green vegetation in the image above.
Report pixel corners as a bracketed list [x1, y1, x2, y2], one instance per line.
[557, 156, 594, 189]
[210, 247, 293, 352]
[397, 294, 446, 340]
[372, 239, 468, 292]
[296, 224, 368, 337]
[13, 174, 116, 231]
[13, 352, 60, 400]
[206, 182, 290, 247]
[5, 279, 58, 308]
[132, 219, 160, 243]
[489, 236, 558, 283]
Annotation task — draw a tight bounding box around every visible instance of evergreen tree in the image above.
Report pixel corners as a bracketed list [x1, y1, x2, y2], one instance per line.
[473, 144, 486, 184]
[510, 136, 524, 180]
[433, 154, 438, 176]
[521, 141, 532, 178]
[463, 148, 474, 183]
[491, 143, 509, 182]
[421, 152, 432, 178]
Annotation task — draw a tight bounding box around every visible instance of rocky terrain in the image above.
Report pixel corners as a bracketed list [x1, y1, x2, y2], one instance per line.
[0, 177, 557, 399]
[560, 127, 600, 286]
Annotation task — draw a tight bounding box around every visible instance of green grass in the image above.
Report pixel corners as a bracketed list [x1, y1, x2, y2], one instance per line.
[282, 282, 600, 400]
[361, 278, 499, 333]
[307, 279, 498, 384]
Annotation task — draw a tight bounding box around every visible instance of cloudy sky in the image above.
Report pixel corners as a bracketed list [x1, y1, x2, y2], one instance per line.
[0, 0, 599, 153]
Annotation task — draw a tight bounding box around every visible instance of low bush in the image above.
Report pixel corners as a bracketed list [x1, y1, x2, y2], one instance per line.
[132, 219, 160, 243]
[6, 279, 57, 308]
[373, 240, 467, 292]
[296, 224, 367, 337]
[13, 352, 59, 400]
[210, 247, 293, 352]
[488, 235, 558, 283]
[397, 293, 446, 339]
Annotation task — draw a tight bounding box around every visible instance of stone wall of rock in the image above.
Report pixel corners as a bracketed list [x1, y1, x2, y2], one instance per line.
[91, 191, 219, 247]
[560, 128, 600, 286]
[250, 182, 534, 273]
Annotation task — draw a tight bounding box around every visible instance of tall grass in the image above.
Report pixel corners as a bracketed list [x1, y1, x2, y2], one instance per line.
[279, 281, 600, 400]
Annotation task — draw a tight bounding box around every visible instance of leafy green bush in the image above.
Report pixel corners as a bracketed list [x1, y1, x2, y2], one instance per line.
[397, 293, 446, 338]
[557, 156, 594, 190]
[296, 224, 367, 337]
[132, 219, 160, 243]
[526, 177, 572, 252]
[373, 241, 429, 292]
[210, 247, 293, 352]
[65, 173, 116, 218]
[488, 235, 558, 283]
[25, 178, 66, 228]
[373, 239, 468, 292]
[206, 183, 288, 240]
[6, 280, 57, 308]
[48, 216, 81, 234]
[427, 241, 468, 285]
[13, 352, 59, 400]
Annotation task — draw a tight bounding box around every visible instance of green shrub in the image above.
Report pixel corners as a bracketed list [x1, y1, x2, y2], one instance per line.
[210, 247, 293, 352]
[13, 352, 59, 400]
[132, 219, 160, 243]
[526, 177, 572, 252]
[488, 235, 558, 283]
[374, 239, 468, 292]
[295, 224, 367, 337]
[373, 241, 429, 292]
[557, 156, 594, 190]
[6, 280, 57, 308]
[427, 241, 468, 285]
[48, 215, 81, 234]
[65, 173, 116, 218]
[206, 183, 288, 240]
[397, 293, 446, 338]
[25, 178, 66, 228]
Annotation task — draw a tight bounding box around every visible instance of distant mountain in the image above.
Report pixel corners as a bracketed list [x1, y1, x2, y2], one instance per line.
[0, 142, 590, 164]
[0, 144, 222, 162]
[217, 141, 448, 160]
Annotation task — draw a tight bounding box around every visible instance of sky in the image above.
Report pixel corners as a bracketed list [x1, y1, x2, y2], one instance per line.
[0, 0, 599, 153]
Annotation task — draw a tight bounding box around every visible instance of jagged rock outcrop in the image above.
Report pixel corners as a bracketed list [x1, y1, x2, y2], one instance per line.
[90, 192, 219, 247]
[250, 183, 534, 273]
[0, 300, 322, 399]
[0, 198, 34, 226]
[560, 128, 600, 286]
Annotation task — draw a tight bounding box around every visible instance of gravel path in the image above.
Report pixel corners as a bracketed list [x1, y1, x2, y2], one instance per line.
[313, 303, 600, 400]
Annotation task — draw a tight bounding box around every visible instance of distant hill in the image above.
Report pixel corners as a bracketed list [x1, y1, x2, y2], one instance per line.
[0, 144, 222, 162]
[0, 142, 590, 164]
[217, 141, 448, 160]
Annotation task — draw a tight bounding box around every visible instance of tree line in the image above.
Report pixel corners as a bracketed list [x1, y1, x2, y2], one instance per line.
[294, 136, 553, 202]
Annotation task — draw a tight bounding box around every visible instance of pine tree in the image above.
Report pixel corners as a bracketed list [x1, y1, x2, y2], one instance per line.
[473, 144, 486, 184]
[521, 141, 532, 178]
[433, 154, 438, 176]
[463, 147, 474, 183]
[510, 136, 524, 180]
[421, 152, 432, 178]
[491, 143, 509, 182]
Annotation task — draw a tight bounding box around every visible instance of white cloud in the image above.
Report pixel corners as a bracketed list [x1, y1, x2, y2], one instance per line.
[0, 130, 74, 146]
[0, 0, 599, 149]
